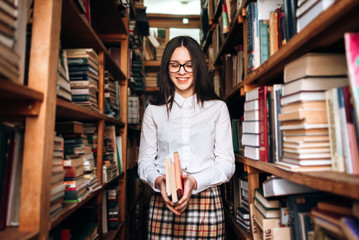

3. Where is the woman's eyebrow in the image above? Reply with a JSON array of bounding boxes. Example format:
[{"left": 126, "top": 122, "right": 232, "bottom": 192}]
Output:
[{"left": 169, "top": 60, "right": 192, "bottom": 63}]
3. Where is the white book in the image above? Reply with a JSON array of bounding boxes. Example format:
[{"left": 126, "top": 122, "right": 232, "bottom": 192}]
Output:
[
  {"left": 244, "top": 99, "right": 259, "bottom": 111},
  {"left": 245, "top": 88, "right": 259, "bottom": 101},
  {"left": 257, "top": 0, "right": 283, "bottom": 20},
  {"left": 242, "top": 121, "right": 259, "bottom": 134},
  {"left": 242, "top": 133, "right": 260, "bottom": 147},
  {"left": 281, "top": 91, "right": 326, "bottom": 105},
  {"left": 262, "top": 177, "right": 317, "bottom": 197},
  {"left": 243, "top": 110, "right": 259, "bottom": 121},
  {"left": 297, "top": 0, "right": 335, "bottom": 32},
  {"left": 244, "top": 145, "right": 260, "bottom": 160},
  {"left": 282, "top": 77, "right": 348, "bottom": 96}
]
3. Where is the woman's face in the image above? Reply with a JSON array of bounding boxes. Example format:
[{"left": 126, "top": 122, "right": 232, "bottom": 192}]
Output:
[{"left": 168, "top": 46, "right": 194, "bottom": 98}]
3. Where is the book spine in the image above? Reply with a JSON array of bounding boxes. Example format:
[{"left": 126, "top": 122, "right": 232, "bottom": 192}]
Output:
[{"left": 258, "top": 86, "right": 269, "bottom": 162}]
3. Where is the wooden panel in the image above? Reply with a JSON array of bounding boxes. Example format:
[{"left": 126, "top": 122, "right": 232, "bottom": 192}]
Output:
[
  {"left": 236, "top": 155, "right": 359, "bottom": 200},
  {"left": 144, "top": 60, "right": 161, "bottom": 67},
  {"left": 147, "top": 13, "right": 200, "bottom": 29},
  {"left": 19, "top": 0, "right": 62, "bottom": 237}
]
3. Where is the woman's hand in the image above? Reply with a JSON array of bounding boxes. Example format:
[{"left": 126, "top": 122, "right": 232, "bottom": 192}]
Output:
[
  {"left": 154, "top": 175, "right": 180, "bottom": 215},
  {"left": 175, "top": 175, "right": 197, "bottom": 213}
]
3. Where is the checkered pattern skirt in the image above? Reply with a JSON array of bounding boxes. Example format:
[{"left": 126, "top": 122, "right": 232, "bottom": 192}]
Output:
[{"left": 147, "top": 186, "right": 225, "bottom": 240}]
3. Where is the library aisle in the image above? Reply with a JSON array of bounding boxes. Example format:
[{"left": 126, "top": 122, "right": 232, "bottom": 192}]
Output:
[{"left": 1, "top": 0, "right": 359, "bottom": 240}]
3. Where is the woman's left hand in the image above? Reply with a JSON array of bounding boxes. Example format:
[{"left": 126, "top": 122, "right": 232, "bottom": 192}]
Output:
[{"left": 175, "top": 175, "right": 197, "bottom": 213}]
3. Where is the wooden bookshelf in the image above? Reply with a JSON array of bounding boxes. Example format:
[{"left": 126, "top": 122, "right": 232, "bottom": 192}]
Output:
[
  {"left": 201, "top": 0, "right": 359, "bottom": 239},
  {"left": 236, "top": 155, "right": 359, "bottom": 201},
  {"left": 0, "top": 0, "right": 130, "bottom": 238},
  {"left": 225, "top": 0, "right": 359, "bottom": 100}
]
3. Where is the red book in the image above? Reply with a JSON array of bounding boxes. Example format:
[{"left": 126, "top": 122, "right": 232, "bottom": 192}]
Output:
[
  {"left": 258, "top": 86, "right": 272, "bottom": 162},
  {"left": 174, "top": 152, "right": 183, "bottom": 199},
  {"left": 64, "top": 165, "right": 84, "bottom": 178}
]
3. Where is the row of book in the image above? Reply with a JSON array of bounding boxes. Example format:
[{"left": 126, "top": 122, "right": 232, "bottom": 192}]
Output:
[
  {"left": 232, "top": 50, "right": 359, "bottom": 174},
  {"left": 56, "top": 47, "right": 122, "bottom": 120},
  {"left": 0, "top": 122, "right": 23, "bottom": 229},
  {"left": 102, "top": 185, "right": 121, "bottom": 233},
  {"left": 0, "top": 0, "right": 20, "bottom": 83},
  {"left": 231, "top": 175, "right": 359, "bottom": 240}
]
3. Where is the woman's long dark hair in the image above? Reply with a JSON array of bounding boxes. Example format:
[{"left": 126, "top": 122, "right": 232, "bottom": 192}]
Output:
[{"left": 151, "top": 36, "right": 220, "bottom": 114}]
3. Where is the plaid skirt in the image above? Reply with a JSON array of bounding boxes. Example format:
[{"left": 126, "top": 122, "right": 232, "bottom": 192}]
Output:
[{"left": 147, "top": 186, "right": 225, "bottom": 240}]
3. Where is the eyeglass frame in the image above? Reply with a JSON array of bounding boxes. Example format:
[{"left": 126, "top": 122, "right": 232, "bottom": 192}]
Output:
[{"left": 168, "top": 62, "right": 193, "bottom": 73}]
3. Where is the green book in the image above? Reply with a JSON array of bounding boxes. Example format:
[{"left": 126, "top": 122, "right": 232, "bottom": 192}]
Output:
[{"left": 259, "top": 19, "right": 270, "bottom": 64}]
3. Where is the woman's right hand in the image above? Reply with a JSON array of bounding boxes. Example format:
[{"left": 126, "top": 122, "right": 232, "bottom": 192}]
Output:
[{"left": 155, "top": 175, "right": 180, "bottom": 215}]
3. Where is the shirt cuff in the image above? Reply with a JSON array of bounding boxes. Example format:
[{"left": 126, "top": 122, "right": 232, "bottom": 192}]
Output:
[
  {"left": 190, "top": 171, "right": 212, "bottom": 195},
  {"left": 148, "top": 172, "right": 162, "bottom": 193}
]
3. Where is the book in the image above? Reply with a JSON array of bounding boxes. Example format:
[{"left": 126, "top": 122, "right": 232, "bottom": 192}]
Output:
[
  {"left": 280, "top": 91, "right": 326, "bottom": 105},
  {"left": 296, "top": 0, "right": 335, "bottom": 33},
  {"left": 254, "top": 198, "right": 280, "bottom": 219},
  {"left": 340, "top": 217, "right": 359, "bottom": 240},
  {"left": 255, "top": 188, "right": 280, "bottom": 209},
  {"left": 165, "top": 152, "right": 183, "bottom": 204},
  {"left": 253, "top": 205, "right": 281, "bottom": 234},
  {"left": 282, "top": 101, "right": 326, "bottom": 113},
  {"left": 278, "top": 109, "right": 328, "bottom": 124},
  {"left": 344, "top": 33, "right": 359, "bottom": 134},
  {"left": 284, "top": 53, "right": 347, "bottom": 83},
  {"left": 317, "top": 199, "right": 353, "bottom": 216},
  {"left": 282, "top": 76, "right": 348, "bottom": 96},
  {"left": 262, "top": 176, "right": 317, "bottom": 197},
  {"left": 275, "top": 161, "right": 332, "bottom": 172},
  {"left": 288, "top": 193, "right": 330, "bottom": 240}
]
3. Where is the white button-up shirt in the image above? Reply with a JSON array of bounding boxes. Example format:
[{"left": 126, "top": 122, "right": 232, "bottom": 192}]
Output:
[{"left": 137, "top": 93, "right": 235, "bottom": 194}]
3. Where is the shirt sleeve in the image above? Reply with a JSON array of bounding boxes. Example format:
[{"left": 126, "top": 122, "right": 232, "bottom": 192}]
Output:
[
  {"left": 190, "top": 102, "right": 235, "bottom": 194},
  {"left": 137, "top": 105, "right": 162, "bottom": 192}
]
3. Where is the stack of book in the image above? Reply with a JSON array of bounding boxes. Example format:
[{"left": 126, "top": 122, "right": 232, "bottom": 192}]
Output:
[
  {"left": 50, "top": 134, "right": 66, "bottom": 218},
  {"left": 107, "top": 186, "right": 121, "bottom": 231},
  {"left": 56, "top": 50, "right": 71, "bottom": 101},
  {"left": 103, "top": 126, "right": 120, "bottom": 183},
  {"left": 165, "top": 152, "right": 183, "bottom": 204},
  {"left": 65, "top": 48, "right": 100, "bottom": 112},
  {"left": 104, "top": 71, "right": 120, "bottom": 119},
  {"left": 130, "top": 59, "right": 145, "bottom": 91},
  {"left": 127, "top": 95, "right": 140, "bottom": 124},
  {"left": 310, "top": 198, "right": 359, "bottom": 239},
  {"left": 236, "top": 178, "right": 250, "bottom": 232},
  {"left": 144, "top": 72, "right": 158, "bottom": 88},
  {"left": 276, "top": 53, "right": 348, "bottom": 172},
  {"left": 82, "top": 123, "right": 99, "bottom": 193},
  {"left": 253, "top": 188, "right": 283, "bottom": 240},
  {"left": 242, "top": 86, "right": 271, "bottom": 162},
  {"left": 56, "top": 121, "right": 88, "bottom": 203},
  {"left": 0, "top": 0, "right": 20, "bottom": 83},
  {"left": 296, "top": 0, "right": 335, "bottom": 33}
]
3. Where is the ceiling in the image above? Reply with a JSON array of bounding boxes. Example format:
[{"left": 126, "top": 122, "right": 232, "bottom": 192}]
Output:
[{"left": 143, "top": 0, "right": 200, "bottom": 15}]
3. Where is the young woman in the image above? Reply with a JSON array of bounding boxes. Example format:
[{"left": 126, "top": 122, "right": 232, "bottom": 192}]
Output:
[{"left": 138, "top": 36, "right": 235, "bottom": 239}]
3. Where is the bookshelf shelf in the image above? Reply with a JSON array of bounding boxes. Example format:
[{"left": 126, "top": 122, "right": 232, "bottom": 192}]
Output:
[
  {"left": 61, "top": 0, "right": 126, "bottom": 80},
  {"left": 224, "top": 208, "right": 252, "bottom": 240},
  {"left": 202, "top": 27, "right": 213, "bottom": 53},
  {"left": 56, "top": 97, "right": 104, "bottom": 121},
  {"left": 224, "top": 0, "right": 359, "bottom": 100},
  {"left": 49, "top": 187, "right": 101, "bottom": 229},
  {"left": 0, "top": 227, "right": 38, "bottom": 240},
  {"left": 236, "top": 155, "right": 359, "bottom": 201},
  {"left": 0, "top": 80, "right": 43, "bottom": 101}
]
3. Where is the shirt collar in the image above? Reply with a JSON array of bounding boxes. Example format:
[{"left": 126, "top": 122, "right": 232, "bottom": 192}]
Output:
[{"left": 174, "top": 92, "right": 196, "bottom": 108}]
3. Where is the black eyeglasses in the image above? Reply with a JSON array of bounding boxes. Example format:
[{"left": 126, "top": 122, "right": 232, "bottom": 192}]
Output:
[{"left": 168, "top": 62, "right": 193, "bottom": 73}]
